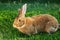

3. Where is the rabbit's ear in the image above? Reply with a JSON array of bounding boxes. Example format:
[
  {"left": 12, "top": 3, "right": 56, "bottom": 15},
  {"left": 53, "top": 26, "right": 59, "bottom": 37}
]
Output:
[
  {"left": 22, "top": 3, "right": 27, "bottom": 15},
  {"left": 18, "top": 4, "right": 27, "bottom": 17}
]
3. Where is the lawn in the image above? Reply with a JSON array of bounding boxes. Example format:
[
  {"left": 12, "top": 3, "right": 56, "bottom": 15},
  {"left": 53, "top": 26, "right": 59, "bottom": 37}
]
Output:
[{"left": 0, "top": 3, "right": 60, "bottom": 40}]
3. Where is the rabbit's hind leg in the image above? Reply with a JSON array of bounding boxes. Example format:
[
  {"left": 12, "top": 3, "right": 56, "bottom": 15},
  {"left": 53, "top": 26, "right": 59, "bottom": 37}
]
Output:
[{"left": 45, "top": 22, "right": 53, "bottom": 34}]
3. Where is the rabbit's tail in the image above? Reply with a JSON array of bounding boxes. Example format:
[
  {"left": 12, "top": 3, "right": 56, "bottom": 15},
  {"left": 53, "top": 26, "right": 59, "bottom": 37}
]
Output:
[{"left": 58, "top": 24, "right": 60, "bottom": 29}]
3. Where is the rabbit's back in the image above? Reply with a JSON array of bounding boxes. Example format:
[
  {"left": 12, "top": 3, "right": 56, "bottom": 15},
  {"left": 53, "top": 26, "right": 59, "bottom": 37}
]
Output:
[{"left": 32, "top": 14, "right": 58, "bottom": 32}]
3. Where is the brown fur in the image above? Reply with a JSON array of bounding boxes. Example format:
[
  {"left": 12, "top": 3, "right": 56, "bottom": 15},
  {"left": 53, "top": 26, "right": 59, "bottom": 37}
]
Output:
[
  {"left": 32, "top": 14, "right": 58, "bottom": 33},
  {"left": 13, "top": 4, "right": 59, "bottom": 35}
]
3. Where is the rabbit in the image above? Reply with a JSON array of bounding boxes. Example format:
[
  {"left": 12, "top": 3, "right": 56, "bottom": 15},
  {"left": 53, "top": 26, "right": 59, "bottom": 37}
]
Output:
[{"left": 13, "top": 3, "right": 59, "bottom": 35}]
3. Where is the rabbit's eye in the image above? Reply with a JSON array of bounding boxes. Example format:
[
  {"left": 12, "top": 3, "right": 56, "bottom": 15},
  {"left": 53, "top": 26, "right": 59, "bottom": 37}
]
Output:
[{"left": 19, "top": 20, "right": 21, "bottom": 22}]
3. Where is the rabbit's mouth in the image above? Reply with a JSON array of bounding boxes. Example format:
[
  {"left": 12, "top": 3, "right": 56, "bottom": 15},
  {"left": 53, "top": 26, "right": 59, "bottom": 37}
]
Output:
[
  {"left": 13, "top": 23, "right": 20, "bottom": 28},
  {"left": 13, "top": 24, "right": 18, "bottom": 28},
  {"left": 13, "top": 23, "right": 25, "bottom": 28}
]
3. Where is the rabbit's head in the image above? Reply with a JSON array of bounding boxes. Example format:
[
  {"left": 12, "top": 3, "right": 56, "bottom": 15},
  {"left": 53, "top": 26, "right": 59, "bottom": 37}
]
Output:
[{"left": 13, "top": 4, "right": 27, "bottom": 28}]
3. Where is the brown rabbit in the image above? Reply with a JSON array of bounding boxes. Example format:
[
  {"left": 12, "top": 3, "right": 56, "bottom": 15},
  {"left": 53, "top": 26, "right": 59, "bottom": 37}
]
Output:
[{"left": 13, "top": 4, "right": 59, "bottom": 35}]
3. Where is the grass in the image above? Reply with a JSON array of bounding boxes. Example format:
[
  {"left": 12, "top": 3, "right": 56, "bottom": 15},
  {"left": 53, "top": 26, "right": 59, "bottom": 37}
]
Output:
[{"left": 0, "top": 3, "right": 60, "bottom": 40}]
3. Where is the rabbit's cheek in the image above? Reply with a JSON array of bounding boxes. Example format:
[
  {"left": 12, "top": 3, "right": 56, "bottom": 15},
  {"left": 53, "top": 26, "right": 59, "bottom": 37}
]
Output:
[{"left": 19, "top": 22, "right": 24, "bottom": 27}]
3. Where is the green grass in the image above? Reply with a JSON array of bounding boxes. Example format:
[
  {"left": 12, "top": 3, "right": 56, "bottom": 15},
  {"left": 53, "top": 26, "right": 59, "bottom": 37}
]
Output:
[{"left": 0, "top": 3, "right": 60, "bottom": 40}]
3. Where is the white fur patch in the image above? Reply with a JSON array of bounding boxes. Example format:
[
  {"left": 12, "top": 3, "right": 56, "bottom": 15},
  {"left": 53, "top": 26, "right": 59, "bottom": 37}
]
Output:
[
  {"left": 50, "top": 26, "right": 57, "bottom": 32},
  {"left": 13, "top": 24, "right": 18, "bottom": 28}
]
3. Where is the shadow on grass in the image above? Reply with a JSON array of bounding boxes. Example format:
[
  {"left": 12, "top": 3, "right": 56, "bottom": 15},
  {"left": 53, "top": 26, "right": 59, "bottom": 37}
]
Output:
[
  {"left": 11, "top": 28, "right": 50, "bottom": 38},
  {"left": 13, "top": 30, "right": 50, "bottom": 38},
  {"left": 11, "top": 26, "right": 60, "bottom": 38}
]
